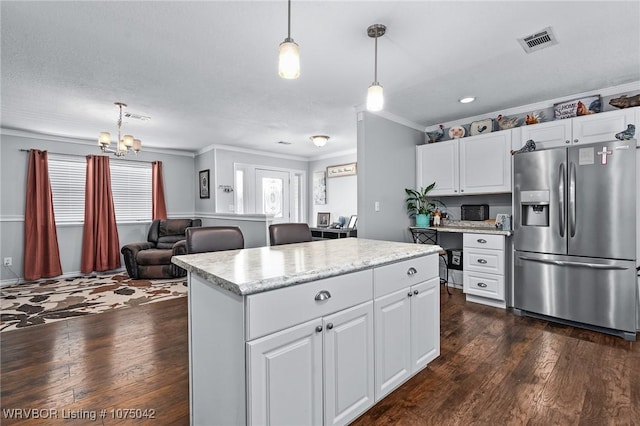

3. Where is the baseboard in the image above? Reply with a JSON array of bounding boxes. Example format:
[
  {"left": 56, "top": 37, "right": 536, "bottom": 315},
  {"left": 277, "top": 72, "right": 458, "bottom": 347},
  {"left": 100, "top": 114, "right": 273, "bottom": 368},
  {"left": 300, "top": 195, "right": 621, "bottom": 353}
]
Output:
[{"left": 1, "top": 268, "right": 126, "bottom": 287}]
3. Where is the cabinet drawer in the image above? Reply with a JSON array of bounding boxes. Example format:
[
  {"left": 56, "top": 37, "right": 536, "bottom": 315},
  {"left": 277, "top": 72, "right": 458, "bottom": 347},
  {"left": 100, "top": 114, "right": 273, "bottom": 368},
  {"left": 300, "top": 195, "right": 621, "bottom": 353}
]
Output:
[
  {"left": 464, "top": 248, "right": 504, "bottom": 275},
  {"left": 373, "top": 255, "right": 438, "bottom": 298},
  {"left": 464, "top": 271, "right": 504, "bottom": 301},
  {"left": 246, "top": 269, "right": 373, "bottom": 340},
  {"left": 463, "top": 233, "right": 504, "bottom": 250}
]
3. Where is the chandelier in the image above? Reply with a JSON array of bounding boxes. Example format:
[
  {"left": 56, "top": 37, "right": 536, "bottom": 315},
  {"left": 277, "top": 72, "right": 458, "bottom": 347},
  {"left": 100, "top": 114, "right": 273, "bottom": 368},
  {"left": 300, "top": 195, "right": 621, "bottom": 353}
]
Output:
[{"left": 98, "top": 102, "right": 142, "bottom": 157}]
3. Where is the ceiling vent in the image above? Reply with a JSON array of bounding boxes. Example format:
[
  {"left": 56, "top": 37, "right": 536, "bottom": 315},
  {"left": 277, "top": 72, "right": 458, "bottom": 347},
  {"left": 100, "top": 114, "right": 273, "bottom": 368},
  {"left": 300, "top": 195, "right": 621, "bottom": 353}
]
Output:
[
  {"left": 123, "top": 112, "right": 151, "bottom": 121},
  {"left": 517, "top": 26, "right": 558, "bottom": 53}
]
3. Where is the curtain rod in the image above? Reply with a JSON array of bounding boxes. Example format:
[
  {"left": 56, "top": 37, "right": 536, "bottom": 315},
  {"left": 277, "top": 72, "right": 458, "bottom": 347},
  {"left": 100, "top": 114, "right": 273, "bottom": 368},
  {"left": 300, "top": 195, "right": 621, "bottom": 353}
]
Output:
[{"left": 18, "top": 149, "right": 155, "bottom": 163}]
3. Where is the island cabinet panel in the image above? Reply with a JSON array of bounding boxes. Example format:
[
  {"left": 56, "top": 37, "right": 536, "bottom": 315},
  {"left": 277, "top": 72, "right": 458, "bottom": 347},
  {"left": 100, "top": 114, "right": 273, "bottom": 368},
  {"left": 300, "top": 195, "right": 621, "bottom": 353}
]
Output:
[
  {"left": 178, "top": 239, "right": 442, "bottom": 426},
  {"left": 373, "top": 261, "right": 440, "bottom": 401},
  {"left": 410, "top": 277, "right": 440, "bottom": 372},
  {"left": 246, "top": 270, "right": 373, "bottom": 340},
  {"left": 247, "top": 318, "right": 324, "bottom": 426},
  {"left": 323, "top": 302, "right": 374, "bottom": 426}
]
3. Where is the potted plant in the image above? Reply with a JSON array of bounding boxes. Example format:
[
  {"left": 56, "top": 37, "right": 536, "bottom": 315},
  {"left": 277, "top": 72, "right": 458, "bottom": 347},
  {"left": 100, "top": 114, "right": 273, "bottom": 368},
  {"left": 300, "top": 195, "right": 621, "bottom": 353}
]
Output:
[{"left": 405, "top": 182, "right": 437, "bottom": 227}]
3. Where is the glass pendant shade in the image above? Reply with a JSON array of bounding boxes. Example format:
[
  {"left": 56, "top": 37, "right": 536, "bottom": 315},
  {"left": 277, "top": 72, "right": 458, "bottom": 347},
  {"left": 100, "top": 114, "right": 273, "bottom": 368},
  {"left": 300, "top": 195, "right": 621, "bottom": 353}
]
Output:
[
  {"left": 279, "top": 41, "right": 300, "bottom": 79},
  {"left": 123, "top": 134, "right": 135, "bottom": 147},
  {"left": 118, "top": 140, "right": 127, "bottom": 151},
  {"left": 310, "top": 135, "right": 329, "bottom": 147},
  {"left": 367, "top": 83, "right": 384, "bottom": 112},
  {"left": 133, "top": 139, "right": 142, "bottom": 152},
  {"left": 98, "top": 132, "right": 111, "bottom": 147}
]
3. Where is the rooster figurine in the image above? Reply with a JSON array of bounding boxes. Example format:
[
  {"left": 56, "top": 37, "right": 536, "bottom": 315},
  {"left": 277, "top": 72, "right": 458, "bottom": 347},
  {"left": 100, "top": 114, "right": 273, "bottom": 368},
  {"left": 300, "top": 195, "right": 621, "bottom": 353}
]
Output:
[
  {"left": 497, "top": 114, "right": 520, "bottom": 130},
  {"left": 426, "top": 124, "right": 445, "bottom": 143},
  {"left": 511, "top": 139, "right": 536, "bottom": 155},
  {"left": 615, "top": 124, "right": 636, "bottom": 140},
  {"left": 525, "top": 111, "right": 545, "bottom": 125}
]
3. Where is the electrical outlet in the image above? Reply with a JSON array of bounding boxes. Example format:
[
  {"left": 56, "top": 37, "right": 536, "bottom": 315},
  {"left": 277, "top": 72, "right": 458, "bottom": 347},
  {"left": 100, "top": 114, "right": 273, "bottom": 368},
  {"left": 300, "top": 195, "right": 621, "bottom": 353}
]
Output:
[{"left": 3, "top": 257, "right": 12, "bottom": 267}]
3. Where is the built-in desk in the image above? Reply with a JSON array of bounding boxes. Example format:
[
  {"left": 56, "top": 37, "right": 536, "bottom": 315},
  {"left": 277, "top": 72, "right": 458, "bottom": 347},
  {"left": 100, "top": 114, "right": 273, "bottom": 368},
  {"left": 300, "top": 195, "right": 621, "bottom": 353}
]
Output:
[{"left": 310, "top": 227, "right": 357, "bottom": 240}]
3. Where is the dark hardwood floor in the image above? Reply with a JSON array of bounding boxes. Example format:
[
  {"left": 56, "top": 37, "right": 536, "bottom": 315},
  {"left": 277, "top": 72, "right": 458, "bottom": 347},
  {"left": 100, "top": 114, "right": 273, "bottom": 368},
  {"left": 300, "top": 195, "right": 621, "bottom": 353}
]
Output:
[{"left": 2, "top": 286, "right": 638, "bottom": 425}]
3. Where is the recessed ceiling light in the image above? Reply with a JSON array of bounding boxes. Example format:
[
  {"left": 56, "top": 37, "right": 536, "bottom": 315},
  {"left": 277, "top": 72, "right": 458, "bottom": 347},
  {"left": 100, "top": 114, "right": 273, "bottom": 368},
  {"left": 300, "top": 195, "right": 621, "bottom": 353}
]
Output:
[{"left": 459, "top": 97, "right": 475, "bottom": 104}]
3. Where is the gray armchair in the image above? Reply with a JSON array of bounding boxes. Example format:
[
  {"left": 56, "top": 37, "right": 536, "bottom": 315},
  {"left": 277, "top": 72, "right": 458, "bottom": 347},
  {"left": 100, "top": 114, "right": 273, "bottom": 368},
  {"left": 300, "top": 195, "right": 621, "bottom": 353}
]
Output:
[{"left": 121, "top": 218, "right": 202, "bottom": 279}]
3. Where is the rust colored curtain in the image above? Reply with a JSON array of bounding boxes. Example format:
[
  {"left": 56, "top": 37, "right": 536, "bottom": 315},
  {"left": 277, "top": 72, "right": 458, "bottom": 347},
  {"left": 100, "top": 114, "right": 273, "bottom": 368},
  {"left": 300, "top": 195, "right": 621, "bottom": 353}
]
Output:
[
  {"left": 81, "top": 155, "right": 121, "bottom": 274},
  {"left": 23, "top": 150, "right": 63, "bottom": 281},
  {"left": 152, "top": 161, "right": 167, "bottom": 220}
]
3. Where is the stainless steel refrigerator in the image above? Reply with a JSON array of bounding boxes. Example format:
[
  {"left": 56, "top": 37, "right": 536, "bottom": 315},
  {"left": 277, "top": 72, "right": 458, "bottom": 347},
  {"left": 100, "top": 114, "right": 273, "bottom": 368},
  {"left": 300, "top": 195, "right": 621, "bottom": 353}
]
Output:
[{"left": 513, "top": 139, "right": 637, "bottom": 340}]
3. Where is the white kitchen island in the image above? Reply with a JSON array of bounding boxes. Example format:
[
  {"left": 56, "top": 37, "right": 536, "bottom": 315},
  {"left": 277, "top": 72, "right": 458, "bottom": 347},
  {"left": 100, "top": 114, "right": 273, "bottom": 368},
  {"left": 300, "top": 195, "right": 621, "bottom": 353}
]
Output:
[{"left": 172, "top": 238, "right": 442, "bottom": 426}]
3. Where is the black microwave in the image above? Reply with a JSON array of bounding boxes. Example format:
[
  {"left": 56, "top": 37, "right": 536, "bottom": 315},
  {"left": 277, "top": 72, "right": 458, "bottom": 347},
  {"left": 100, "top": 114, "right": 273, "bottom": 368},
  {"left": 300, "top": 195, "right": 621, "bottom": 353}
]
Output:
[{"left": 461, "top": 204, "right": 490, "bottom": 221}]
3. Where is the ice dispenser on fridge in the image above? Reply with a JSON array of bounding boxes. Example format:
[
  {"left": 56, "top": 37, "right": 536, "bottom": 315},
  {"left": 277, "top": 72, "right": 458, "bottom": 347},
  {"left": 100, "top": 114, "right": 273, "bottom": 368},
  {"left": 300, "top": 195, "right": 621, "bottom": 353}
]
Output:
[{"left": 520, "top": 190, "right": 550, "bottom": 227}]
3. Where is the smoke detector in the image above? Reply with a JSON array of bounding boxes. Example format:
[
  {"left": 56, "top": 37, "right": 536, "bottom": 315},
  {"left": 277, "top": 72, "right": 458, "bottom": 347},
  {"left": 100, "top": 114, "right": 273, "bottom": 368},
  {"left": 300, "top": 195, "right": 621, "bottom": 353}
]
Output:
[{"left": 517, "top": 26, "right": 558, "bottom": 53}]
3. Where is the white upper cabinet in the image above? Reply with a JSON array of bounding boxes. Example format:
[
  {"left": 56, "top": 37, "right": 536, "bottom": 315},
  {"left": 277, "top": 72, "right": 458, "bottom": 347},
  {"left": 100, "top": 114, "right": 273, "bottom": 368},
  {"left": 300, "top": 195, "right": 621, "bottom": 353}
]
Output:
[
  {"left": 459, "top": 132, "right": 512, "bottom": 194},
  {"left": 518, "top": 107, "right": 637, "bottom": 150},
  {"left": 417, "top": 131, "right": 512, "bottom": 196},
  {"left": 416, "top": 139, "right": 459, "bottom": 195}
]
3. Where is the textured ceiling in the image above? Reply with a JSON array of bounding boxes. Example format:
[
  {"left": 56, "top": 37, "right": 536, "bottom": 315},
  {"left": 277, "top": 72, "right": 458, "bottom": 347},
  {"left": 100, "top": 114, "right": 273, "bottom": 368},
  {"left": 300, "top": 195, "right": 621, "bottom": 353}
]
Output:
[{"left": 2, "top": 1, "right": 639, "bottom": 159}]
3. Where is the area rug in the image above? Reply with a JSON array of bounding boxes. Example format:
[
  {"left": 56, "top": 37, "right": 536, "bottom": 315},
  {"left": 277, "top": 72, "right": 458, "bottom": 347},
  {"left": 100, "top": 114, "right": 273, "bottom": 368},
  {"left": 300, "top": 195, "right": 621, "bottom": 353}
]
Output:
[{"left": 0, "top": 273, "right": 187, "bottom": 332}]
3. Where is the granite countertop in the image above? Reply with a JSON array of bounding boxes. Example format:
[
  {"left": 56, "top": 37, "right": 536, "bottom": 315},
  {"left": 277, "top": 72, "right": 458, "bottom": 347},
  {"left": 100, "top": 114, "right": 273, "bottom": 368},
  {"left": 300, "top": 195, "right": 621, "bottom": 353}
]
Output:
[
  {"left": 412, "top": 220, "right": 513, "bottom": 236},
  {"left": 172, "top": 238, "right": 442, "bottom": 296}
]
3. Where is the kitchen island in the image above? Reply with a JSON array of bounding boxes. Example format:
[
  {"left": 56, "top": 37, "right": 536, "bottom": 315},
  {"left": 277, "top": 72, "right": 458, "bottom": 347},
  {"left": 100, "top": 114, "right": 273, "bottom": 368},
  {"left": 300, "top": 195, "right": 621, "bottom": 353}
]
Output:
[{"left": 172, "top": 238, "right": 442, "bottom": 426}]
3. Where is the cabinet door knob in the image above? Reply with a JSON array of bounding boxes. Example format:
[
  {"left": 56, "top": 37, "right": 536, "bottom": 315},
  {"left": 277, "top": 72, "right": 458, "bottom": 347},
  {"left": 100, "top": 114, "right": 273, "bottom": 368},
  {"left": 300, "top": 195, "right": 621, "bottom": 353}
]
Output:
[
  {"left": 477, "top": 238, "right": 487, "bottom": 244},
  {"left": 565, "top": 140, "right": 570, "bottom": 144},
  {"left": 314, "top": 290, "right": 331, "bottom": 301},
  {"left": 477, "top": 259, "right": 488, "bottom": 264},
  {"left": 454, "top": 190, "right": 458, "bottom": 193},
  {"left": 326, "top": 323, "right": 334, "bottom": 330},
  {"left": 461, "top": 189, "right": 464, "bottom": 193},
  {"left": 315, "top": 325, "right": 323, "bottom": 333},
  {"left": 413, "top": 290, "right": 419, "bottom": 295},
  {"left": 574, "top": 139, "right": 579, "bottom": 143},
  {"left": 407, "top": 292, "right": 413, "bottom": 297},
  {"left": 477, "top": 282, "right": 488, "bottom": 288},
  {"left": 407, "top": 267, "right": 417, "bottom": 276}
]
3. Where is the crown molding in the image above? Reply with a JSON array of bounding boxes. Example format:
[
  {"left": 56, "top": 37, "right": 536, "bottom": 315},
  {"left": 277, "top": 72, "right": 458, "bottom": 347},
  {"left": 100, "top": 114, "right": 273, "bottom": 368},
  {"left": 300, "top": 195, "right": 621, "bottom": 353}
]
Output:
[
  {"left": 199, "top": 143, "right": 309, "bottom": 162},
  {"left": 1, "top": 128, "right": 195, "bottom": 158}
]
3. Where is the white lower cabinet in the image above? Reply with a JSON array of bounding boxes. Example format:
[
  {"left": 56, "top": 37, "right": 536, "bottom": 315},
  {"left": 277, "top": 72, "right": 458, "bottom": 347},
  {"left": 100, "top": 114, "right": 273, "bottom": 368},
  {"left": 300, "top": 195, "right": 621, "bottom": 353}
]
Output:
[
  {"left": 247, "top": 302, "right": 374, "bottom": 426},
  {"left": 374, "top": 276, "right": 440, "bottom": 401},
  {"left": 463, "top": 233, "right": 508, "bottom": 308}
]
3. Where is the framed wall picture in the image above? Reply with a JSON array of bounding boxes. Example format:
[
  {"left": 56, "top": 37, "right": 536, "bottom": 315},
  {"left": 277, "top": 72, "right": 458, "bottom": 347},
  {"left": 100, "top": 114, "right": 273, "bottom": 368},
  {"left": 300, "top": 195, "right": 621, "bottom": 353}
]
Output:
[
  {"left": 199, "top": 169, "right": 210, "bottom": 199},
  {"left": 347, "top": 215, "right": 357, "bottom": 229},
  {"left": 327, "top": 162, "right": 357, "bottom": 178},
  {"left": 313, "top": 171, "right": 326, "bottom": 205},
  {"left": 317, "top": 212, "right": 330, "bottom": 228}
]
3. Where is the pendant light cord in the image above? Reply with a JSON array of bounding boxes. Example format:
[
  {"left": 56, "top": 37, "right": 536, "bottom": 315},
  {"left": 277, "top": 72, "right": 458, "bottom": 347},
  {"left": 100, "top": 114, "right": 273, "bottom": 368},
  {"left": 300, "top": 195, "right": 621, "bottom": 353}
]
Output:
[
  {"left": 117, "top": 104, "right": 123, "bottom": 145},
  {"left": 373, "top": 35, "right": 378, "bottom": 84},
  {"left": 287, "top": 0, "right": 292, "bottom": 41}
]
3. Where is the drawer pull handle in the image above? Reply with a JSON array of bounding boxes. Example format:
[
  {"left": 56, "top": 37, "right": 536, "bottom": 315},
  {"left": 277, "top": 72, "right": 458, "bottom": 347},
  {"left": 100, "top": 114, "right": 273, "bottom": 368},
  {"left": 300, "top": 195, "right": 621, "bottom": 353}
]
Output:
[
  {"left": 315, "top": 325, "right": 323, "bottom": 333},
  {"left": 477, "top": 282, "right": 488, "bottom": 288},
  {"left": 477, "top": 259, "right": 488, "bottom": 264},
  {"left": 477, "top": 239, "right": 487, "bottom": 244},
  {"left": 407, "top": 267, "right": 418, "bottom": 276},
  {"left": 314, "top": 290, "right": 331, "bottom": 301},
  {"left": 413, "top": 290, "right": 419, "bottom": 295},
  {"left": 407, "top": 292, "right": 413, "bottom": 297},
  {"left": 326, "top": 323, "right": 334, "bottom": 330}
]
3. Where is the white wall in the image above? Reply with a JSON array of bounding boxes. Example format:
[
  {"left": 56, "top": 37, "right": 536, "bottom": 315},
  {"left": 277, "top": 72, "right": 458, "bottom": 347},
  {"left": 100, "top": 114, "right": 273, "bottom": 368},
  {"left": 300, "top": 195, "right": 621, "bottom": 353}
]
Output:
[
  {"left": 0, "top": 132, "right": 195, "bottom": 283},
  {"left": 308, "top": 153, "right": 357, "bottom": 227}
]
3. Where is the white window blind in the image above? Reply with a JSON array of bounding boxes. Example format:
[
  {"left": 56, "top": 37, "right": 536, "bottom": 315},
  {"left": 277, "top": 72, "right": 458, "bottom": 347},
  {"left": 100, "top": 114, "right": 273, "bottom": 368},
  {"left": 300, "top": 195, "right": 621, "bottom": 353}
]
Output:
[
  {"left": 48, "top": 154, "right": 86, "bottom": 223},
  {"left": 48, "top": 155, "right": 152, "bottom": 224},
  {"left": 110, "top": 161, "right": 152, "bottom": 223}
]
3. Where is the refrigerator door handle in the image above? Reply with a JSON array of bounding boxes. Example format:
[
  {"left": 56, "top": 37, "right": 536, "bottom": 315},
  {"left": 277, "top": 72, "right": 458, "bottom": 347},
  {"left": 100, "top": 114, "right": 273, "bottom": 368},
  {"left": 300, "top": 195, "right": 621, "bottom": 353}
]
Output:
[
  {"left": 568, "top": 162, "right": 577, "bottom": 238},
  {"left": 518, "top": 256, "right": 629, "bottom": 270},
  {"left": 558, "top": 163, "right": 566, "bottom": 238}
]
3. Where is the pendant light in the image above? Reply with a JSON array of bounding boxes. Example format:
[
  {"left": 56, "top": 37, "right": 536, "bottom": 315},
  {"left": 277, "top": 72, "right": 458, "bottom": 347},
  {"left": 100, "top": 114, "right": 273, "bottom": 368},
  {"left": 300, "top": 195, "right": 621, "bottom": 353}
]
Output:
[
  {"left": 98, "top": 102, "right": 142, "bottom": 157},
  {"left": 366, "top": 24, "right": 386, "bottom": 112},
  {"left": 279, "top": 0, "right": 300, "bottom": 79}
]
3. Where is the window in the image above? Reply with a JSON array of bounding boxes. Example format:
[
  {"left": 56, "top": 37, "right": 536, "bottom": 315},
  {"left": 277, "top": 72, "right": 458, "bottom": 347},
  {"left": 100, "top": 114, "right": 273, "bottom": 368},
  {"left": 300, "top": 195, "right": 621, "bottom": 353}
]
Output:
[
  {"left": 48, "top": 155, "right": 152, "bottom": 224},
  {"left": 48, "top": 154, "right": 86, "bottom": 223},
  {"left": 110, "top": 161, "right": 152, "bottom": 223}
]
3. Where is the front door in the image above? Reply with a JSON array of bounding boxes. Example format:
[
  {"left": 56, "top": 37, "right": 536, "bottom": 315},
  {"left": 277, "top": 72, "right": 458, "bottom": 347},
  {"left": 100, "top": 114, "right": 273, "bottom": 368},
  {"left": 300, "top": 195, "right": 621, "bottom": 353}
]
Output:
[{"left": 256, "top": 169, "right": 290, "bottom": 223}]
